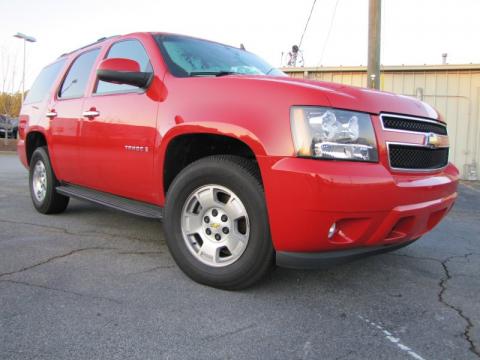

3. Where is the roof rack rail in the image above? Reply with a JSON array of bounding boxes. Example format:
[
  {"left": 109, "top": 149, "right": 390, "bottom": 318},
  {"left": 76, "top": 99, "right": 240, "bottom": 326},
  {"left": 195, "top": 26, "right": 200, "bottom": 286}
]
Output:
[{"left": 58, "top": 35, "right": 119, "bottom": 58}]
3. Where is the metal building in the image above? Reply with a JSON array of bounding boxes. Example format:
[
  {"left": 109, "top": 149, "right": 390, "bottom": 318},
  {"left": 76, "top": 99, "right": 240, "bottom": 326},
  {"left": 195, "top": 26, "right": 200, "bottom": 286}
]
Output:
[{"left": 283, "top": 65, "right": 480, "bottom": 180}]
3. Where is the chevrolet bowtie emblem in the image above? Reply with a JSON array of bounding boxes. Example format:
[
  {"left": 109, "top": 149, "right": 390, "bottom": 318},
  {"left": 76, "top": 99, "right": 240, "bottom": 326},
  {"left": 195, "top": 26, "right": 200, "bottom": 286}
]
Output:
[{"left": 424, "top": 133, "right": 449, "bottom": 148}]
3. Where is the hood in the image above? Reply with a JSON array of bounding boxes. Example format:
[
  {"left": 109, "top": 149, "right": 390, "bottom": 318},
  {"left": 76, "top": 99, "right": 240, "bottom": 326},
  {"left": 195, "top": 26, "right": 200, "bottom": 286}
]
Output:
[{"left": 236, "top": 75, "right": 440, "bottom": 121}]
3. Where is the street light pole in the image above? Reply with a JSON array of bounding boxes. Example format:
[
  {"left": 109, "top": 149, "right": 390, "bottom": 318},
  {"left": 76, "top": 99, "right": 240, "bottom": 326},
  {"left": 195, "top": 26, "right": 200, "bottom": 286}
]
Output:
[
  {"left": 13, "top": 32, "right": 36, "bottom": 104},
  {"left": 21, "top": 39, "right": 26, "bottom": 103}
]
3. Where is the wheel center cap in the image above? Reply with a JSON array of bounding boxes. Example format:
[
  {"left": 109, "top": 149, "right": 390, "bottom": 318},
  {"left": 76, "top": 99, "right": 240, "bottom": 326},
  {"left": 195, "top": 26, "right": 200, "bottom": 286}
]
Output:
[{"left": 202, "top": 207, "right": 232, "bottom": 241}]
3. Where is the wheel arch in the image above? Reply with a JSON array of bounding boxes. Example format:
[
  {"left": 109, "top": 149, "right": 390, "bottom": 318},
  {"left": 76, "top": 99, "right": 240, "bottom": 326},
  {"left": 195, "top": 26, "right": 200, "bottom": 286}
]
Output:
[
  {"left": 160, "top": 123, "right": 267, "bottom": 197},
  {"left": 25, "top": 130, "right": 48, "bottom": 165}
]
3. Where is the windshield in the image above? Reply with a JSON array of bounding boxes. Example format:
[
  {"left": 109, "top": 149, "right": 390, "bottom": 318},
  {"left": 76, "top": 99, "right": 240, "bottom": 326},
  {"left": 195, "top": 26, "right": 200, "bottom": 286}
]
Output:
[{"left": 155, "top": 34, "right": 285, "bottom": 78}]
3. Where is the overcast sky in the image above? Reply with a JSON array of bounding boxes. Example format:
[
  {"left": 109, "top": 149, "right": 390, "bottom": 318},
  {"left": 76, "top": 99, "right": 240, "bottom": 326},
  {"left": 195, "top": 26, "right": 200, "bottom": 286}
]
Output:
[{"left": 1, "top": 0, "right": 479, "bottom": 92}]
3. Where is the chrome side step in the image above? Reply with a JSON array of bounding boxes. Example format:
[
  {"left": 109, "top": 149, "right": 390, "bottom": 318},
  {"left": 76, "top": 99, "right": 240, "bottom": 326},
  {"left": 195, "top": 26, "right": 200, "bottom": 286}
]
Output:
[{"left": 56, "top": 184, "right": 163, "bottom": 219}]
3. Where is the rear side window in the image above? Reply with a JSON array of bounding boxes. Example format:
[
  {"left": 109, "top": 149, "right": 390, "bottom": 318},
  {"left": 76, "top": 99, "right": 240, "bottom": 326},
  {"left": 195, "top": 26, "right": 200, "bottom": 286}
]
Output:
[
  {"left": 24, "top": 59, "right": 66, "bottom": 104},
  {"left": 59, "top": 49, "right": 100, "bottom": 99},
  {"left": 95, "top": 40, "right": 152, "bottom": 94}
]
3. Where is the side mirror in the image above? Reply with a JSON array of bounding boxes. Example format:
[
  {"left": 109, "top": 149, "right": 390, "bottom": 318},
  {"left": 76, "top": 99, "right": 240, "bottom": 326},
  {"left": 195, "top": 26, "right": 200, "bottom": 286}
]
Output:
[{"left": 97, "top": 58, "right": 153, "bottom": 89}]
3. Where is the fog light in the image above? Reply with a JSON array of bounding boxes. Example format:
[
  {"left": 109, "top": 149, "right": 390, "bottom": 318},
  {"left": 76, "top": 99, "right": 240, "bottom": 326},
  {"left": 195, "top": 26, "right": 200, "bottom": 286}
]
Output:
[{"left": 328, "top": 222, "right": 337, "bottom": 239}]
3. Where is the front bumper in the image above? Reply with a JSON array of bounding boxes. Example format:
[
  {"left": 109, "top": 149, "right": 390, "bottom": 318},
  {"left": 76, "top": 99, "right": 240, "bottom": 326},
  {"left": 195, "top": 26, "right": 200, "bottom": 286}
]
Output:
[
  {"left": 258, "top": 156, "right": 458, "bottom": 257},
  {"left": 17, "top": 139, "right": 28, "bottom": 168},
  {"left": 277, "top": 240, "right": 415, "bottom": 269}
]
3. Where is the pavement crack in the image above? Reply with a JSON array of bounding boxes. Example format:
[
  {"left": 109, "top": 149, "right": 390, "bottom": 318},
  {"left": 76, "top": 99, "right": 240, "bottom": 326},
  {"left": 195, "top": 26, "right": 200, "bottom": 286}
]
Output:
[
  {"left": 0, "top": 218, "right": 90, "bottom": 237},
  {"left": 1, "top": 279, "right": 121, "bottom": 304},
  {"left": 389, "top": 251, "right": 480, "bottom": 357},
  {"left": 438, "top": 254, "right": 480, "bottom": 358},
  {"left": 0, "top": 247, "right": 117, "bottom": 278},
  {"left": 0, "top": 218, "right": 160, "bottom": 243}
]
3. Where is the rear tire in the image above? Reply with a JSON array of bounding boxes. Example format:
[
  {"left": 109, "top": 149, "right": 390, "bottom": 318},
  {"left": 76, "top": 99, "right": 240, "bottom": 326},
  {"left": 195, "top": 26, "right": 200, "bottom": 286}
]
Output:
[
  {"left": 29, "top": 147, "right": 69, "bottom": 214},
  {"left": 164, "top": 155, "right": 274, "bottom": 290}
]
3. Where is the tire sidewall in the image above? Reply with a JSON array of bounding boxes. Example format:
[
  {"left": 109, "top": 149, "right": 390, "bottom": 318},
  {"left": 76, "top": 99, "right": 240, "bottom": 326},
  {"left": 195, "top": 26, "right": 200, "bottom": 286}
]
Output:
[
  {"left": 165, "top": 158, "right": 272, "bottom": 287},
  {"left": 29, "top": 147, "right": 57, "bottom": 213}
]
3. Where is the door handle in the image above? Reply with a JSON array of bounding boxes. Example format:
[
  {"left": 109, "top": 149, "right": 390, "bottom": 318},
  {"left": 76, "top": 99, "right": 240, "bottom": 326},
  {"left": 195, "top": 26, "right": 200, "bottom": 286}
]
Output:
[
  {"left": 82, "top": 110, "right": 100, "bottom": 119},
  {"left": 46, "top": 110, "right": 57, "bottom": 119}
]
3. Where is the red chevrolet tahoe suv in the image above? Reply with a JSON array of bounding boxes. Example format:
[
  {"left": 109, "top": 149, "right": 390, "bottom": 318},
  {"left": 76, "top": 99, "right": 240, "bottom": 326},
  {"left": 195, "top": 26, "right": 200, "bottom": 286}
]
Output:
[{"left": 18, "top": 32, "right": 458, "bottom": 289}]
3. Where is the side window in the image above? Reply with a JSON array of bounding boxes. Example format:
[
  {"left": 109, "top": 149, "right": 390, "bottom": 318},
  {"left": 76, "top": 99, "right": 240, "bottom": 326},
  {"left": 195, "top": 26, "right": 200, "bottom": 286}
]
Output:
[
  {"left": 59, "top": 49, "right": 100, "bottom": 99},
  {"left": 95, "top": 40, "right": 152, "bottom": 94},
  {"left": 24, "top": 59, "right": 66, "bottom": 104}
]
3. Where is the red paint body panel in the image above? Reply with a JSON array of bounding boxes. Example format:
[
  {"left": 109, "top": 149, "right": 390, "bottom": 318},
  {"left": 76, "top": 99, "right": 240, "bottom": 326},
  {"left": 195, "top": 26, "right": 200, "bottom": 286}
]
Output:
[
  {"left": 49, "top": 98, "right": 84, "bottom": 183},
  {"left": 18, "top": 32, "right": 458, "bottom": 256},
  {"left": 259, "top": 156, "right": 457, "bottom": 252},
  {"left": 98, "top": 58, "right": 140, "bottom": 72},
  {"left": 80, "top": 93, "right": 159, "bottom": 202}
]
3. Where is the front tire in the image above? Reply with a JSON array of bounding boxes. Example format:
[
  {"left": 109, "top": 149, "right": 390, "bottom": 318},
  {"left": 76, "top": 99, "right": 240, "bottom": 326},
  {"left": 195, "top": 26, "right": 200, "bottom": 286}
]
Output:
[
  {"left": 164, "top": 155, "right": 274, "bottom": 290},
  {"left": 29, "top": 147, "right": 69, "bottom": 214}
]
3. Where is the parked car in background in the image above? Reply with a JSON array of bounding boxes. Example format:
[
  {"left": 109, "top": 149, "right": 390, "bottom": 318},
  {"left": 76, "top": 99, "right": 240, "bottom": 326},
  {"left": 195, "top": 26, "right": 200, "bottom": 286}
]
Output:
[
  {"left": 17, "top": 32, "right": 458, "bottom": 289},
  {"left": 0, "top": 115, "right": 18, "bottom": 139}
]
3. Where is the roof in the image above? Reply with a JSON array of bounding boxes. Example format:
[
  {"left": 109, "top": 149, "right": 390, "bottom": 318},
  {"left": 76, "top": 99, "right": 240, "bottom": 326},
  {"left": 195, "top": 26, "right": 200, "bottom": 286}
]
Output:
[{"left": 59, "top": 35, "right": 120, "bottom": 58}]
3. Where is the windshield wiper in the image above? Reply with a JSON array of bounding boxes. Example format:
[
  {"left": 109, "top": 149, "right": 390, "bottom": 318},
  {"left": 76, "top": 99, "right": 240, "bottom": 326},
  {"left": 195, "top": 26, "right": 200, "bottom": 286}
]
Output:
[{"left": 189, "top": 71, "right": 239, "bottom": 77}]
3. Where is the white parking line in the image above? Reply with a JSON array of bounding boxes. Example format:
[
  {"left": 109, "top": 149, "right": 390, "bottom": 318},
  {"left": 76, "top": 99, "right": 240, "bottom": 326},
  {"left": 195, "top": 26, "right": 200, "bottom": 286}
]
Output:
[{"left": 358, "top": 315, "right": 426, "bottom": 360}]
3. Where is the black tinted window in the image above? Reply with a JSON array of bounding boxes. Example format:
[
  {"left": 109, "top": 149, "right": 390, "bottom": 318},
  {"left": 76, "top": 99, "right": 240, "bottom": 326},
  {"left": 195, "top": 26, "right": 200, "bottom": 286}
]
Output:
[
  {"left": 24, "top": 59, "right": 66, "bottom": 104},
  {"left": 59, "top": 49, "right": 100, "bottom": 99},
  {"left": 95, "top": 40, "right": 152, "bottom": 94}
]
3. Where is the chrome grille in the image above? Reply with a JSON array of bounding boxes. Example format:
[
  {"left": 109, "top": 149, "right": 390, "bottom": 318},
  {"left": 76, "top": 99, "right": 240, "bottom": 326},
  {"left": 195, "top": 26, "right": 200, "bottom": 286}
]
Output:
[
  {"left": 381, "top": 113, "right": 449, "bottom": 172},
  {"left": 389, "top": 144, "right": 449, "bottom": 170},
  {"left": 382, "top": 115, "right": 447, "bottom": 135}
]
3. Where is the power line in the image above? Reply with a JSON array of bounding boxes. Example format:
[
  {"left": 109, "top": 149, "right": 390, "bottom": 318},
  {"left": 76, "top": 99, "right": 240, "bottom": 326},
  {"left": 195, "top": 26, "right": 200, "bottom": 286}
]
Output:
[
  {"left": 318, "top": 0, "right": 340, "bottom": 65},
  {"left": 299, "top": 0, "right": 317, "bottom": 49}
]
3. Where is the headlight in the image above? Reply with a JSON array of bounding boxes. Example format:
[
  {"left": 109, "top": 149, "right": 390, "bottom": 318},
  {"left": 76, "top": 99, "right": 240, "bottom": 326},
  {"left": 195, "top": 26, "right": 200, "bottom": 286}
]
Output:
[{"left": 290, "top": 106, "right": 378, "bottom": 162}]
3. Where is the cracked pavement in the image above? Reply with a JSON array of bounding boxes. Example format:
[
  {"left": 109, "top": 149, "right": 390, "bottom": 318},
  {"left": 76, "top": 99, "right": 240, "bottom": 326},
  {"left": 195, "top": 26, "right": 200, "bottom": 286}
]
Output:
[{"left": 0, "top": 153, "right": 479, "bottom": 360}]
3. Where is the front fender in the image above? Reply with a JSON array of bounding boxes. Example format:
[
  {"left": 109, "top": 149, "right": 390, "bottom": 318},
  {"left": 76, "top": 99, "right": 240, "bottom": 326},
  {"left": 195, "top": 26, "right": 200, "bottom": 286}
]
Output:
[
  {"left": 160, "top": 121, "right": 267, "bottom": 156},
  {"left": 155, "top": 122, "right": 268, "bottom": 204}
]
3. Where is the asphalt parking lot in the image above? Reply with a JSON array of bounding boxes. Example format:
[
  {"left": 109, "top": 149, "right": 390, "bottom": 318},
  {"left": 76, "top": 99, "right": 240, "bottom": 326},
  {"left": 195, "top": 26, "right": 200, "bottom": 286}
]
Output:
[{"left": 0, "top": 152, "right": 479, "bottom": 360}]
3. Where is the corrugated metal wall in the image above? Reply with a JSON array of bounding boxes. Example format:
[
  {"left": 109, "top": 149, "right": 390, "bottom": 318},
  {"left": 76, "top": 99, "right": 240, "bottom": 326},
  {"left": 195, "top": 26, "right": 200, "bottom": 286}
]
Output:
[{"left": 284, "top": 65, "right": 480, "bottom": 180}]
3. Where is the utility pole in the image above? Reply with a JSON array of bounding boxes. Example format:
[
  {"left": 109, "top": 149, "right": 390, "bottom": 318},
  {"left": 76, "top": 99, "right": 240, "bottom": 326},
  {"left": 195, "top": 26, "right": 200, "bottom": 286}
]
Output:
[{"left": 367, "top": 0, "right": 381, "bottom": 89}]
